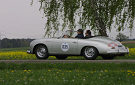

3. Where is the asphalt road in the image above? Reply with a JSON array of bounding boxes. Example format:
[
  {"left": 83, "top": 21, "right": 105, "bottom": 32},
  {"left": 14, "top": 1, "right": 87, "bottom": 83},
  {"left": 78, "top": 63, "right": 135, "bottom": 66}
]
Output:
[{"left": 0, "top": 60, "right": 135, "bottom": 63}]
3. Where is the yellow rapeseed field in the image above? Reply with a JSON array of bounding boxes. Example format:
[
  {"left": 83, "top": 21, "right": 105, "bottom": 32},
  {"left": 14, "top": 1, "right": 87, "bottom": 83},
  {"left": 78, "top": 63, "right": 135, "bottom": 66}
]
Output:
[
  {"left": 0, "top": 48, "right": 135, "bottom": 60},
  {"left": 128, "top": 48, "right": 135, "bottom": 57},
  {"left": 0, "top": 51, "right": 56, "bottom": 60},
  {"left": 0, "top": 52, "right": 36, "bottom": 60}
]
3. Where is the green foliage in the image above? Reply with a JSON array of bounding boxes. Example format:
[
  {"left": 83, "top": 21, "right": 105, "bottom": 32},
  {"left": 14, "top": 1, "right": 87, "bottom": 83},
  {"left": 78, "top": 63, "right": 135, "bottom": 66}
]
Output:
[{"left": 38, "top": 0, "right": 135, "bottom": 36}]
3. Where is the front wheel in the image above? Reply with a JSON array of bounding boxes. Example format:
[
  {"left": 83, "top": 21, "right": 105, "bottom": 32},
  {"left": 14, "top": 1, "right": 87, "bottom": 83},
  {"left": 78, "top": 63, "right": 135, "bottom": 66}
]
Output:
[
  {"left": 55, "top": 56, "right": 68, "bottom": 60},
  {"left": 35, "top": 45, "right": 49, "bottom": 59},
  {"left": 83, "top": 47, "right": 98, "bottom": 60}
]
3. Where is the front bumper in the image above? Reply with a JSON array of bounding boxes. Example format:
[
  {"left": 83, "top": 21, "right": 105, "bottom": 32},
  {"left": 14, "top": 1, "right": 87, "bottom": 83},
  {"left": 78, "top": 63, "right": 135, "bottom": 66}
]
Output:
[{"left": 27, "top": 50, "right": 32, "bottom": 54}]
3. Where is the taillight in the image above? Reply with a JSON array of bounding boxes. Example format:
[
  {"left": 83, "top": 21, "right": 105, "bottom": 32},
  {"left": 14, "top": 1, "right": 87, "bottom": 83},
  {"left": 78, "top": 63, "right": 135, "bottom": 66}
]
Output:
[{"left": 108, "top": 42, "right": 118, "bottom": 49}]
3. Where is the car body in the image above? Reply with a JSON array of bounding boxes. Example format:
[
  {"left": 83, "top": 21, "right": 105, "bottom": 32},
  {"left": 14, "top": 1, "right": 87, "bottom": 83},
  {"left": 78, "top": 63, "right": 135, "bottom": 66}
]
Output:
[{"left": 27, "top": 34, "right": 129, "bottom": 60}]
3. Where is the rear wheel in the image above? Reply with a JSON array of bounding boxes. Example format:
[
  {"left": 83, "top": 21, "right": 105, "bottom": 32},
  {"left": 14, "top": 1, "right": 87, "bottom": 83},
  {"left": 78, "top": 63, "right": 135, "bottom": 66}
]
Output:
[
  {"left": 35, "top": 45, "right": 49, "bottom": 59},
  {"left": 83, "top": 47, "right": 98, "bottom": 60},
  {"left": 55, "top": 56, "right": 68, "bottom": 60},
  {"left": 102, "top": 55, "right": 115, "bottom": 60}
]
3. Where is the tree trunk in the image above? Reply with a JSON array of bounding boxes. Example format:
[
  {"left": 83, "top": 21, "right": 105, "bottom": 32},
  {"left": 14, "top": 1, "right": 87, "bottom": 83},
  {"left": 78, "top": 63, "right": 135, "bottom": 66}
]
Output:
[
  {"left": 96, "top": 17, "right": 108, "bottom": 36},
  {"left": 90, "top": 0, "right": 108, "bottom": 36}
]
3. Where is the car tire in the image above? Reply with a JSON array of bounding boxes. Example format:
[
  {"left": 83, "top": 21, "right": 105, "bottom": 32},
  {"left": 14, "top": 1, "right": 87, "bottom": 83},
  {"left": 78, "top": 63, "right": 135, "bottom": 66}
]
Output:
[
  {"left": 35, "top": 45, "right": 49, "bottom": 59},
  {"left": 55, "top": 56, "right": 68, "bottom": 60},
  {"left": 102, "top": 55, "right": 115, "bottom": 60},
  {"left": 83, "top": 47, "right": 98, "bottom": 60}
]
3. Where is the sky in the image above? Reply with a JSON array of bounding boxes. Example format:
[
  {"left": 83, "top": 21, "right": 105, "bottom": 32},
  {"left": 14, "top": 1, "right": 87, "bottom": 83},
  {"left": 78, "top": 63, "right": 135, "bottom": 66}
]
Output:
[
  {"left": 0, "top": 0, "right": 45, "bottom": 39},
  {"left": 0, "top": 0, "right": 135, "bottom": 39}
]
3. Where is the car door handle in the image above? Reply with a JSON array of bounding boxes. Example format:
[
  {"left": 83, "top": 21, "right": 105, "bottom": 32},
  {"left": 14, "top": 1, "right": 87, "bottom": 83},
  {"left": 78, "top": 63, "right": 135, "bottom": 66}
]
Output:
[{"left": 72, "top": 42, "right": 77, "bottom": 43}]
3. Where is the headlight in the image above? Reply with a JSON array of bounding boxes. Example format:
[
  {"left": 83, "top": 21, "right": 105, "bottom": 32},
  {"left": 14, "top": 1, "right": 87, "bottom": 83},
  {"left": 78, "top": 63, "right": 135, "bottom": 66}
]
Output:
[{"left": 108, "top": 42, "right": 118, "bottom": 49}]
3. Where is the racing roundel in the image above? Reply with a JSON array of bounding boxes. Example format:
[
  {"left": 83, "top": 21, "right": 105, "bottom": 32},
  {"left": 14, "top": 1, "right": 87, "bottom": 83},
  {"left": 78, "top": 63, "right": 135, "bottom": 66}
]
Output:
[{"left": 61, "top": 42, "right": 69, "bottom": 52}]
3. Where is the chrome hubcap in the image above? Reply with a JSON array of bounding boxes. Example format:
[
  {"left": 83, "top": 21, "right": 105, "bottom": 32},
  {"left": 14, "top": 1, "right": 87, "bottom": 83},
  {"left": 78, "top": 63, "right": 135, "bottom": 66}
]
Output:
[
  {"left": 85, "top": 47, "right": 95, "bottom": 58},
  {"left": 37, "top": 47, "right": 46, "bottom": 58}
]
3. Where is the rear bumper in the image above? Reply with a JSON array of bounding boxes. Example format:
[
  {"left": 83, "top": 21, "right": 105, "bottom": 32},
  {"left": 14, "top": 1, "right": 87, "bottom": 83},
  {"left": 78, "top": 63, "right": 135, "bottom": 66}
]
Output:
[{"left": 105, "top": 47, "right": 129, "bottom": 56}]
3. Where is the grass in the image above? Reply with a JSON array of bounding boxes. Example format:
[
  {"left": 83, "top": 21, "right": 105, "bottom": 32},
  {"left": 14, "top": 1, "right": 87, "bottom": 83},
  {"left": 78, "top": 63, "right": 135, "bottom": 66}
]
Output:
[
  {"left": 123, "top": 43, "right": 135, "bottom": 48},
  {"left": 121, "top": 40, "right": 135, "bottom": 48},
  {"left": 0, "top": 63, "right": 135, "bottom": 85},
  {"left": 0, "top": 47, "right": 29, "bottom": 52},
  {"left": 0, "top": 44, "right": 134, "bottom": 85}
]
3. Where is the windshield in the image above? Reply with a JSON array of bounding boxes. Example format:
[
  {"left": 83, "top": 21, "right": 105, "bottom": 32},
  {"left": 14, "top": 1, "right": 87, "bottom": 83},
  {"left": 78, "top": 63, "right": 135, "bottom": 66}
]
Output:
[{"left": 61, "top": 30, "right": 77, "bottom": 38}]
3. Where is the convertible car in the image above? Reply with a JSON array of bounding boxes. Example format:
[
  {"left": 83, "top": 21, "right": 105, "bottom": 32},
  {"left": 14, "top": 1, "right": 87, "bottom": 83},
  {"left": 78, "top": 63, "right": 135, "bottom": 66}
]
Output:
[{"left": 27, "top": 31, "right": 129, "bottom": 60}]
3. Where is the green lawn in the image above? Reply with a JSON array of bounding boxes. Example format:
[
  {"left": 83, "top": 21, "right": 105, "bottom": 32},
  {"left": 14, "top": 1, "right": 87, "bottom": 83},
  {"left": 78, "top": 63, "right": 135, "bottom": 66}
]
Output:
[
  {"left": 0, "top": 45, "right": 135, "bottom": 85},
  {"left": 0, "top": 63, "right": 135, "bottom": 85}
]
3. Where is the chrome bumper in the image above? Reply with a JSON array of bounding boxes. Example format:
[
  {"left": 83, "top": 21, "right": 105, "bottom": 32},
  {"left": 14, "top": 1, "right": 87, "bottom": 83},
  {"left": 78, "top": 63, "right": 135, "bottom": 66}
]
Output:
[
  {"left": 27, "top": 50, "right": 32, "bottom": 54},
  {"left": 107, "top": 47, "right": 129, "bottom": 54}
]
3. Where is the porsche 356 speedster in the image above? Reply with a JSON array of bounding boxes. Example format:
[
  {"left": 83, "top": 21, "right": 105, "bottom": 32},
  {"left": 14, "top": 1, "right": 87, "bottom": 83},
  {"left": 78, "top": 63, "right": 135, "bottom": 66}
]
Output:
[{"left": 27, "top": 31, "right": 129, "bottom": 60}]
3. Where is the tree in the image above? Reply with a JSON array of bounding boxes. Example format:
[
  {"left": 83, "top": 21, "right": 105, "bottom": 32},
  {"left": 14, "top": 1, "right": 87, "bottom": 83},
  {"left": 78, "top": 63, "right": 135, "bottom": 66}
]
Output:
[
  {"left": 116, "top": 33, "right": 129, "bottom": 41},
  {"left": 38, "top": 0, "right": 135, "bottom": 37},
  {"left": 0, "top": 38, "right": 34, "bottom": 48}
]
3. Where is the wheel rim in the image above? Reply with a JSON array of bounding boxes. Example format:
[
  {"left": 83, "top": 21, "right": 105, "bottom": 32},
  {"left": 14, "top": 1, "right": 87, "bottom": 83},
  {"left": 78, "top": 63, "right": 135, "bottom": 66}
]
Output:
[
  {"left": 84, "top": 47, "right": 95, "bottom": 58},
  {"left": 37, "top": 47, "right": 46, "bottom": 58}
]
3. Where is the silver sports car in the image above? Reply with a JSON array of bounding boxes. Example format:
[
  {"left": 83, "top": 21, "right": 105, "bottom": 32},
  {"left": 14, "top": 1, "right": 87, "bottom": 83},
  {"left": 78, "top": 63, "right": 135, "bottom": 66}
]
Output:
[{"left": 27, "top": 31, "right": 129, "bottom": 60}]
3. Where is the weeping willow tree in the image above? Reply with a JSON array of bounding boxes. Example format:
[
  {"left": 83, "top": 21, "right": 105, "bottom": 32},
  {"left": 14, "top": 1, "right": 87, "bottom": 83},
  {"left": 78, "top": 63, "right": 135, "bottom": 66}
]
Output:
[{"left": 38, "top": 0, "right": 135, "bottom": 37}]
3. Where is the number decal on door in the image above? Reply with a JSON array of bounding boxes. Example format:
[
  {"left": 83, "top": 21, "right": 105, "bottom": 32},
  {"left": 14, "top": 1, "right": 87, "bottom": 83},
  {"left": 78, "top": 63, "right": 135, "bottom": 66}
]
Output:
[{"left": 61, "top": 42, "right": 69, "bottom": 52}]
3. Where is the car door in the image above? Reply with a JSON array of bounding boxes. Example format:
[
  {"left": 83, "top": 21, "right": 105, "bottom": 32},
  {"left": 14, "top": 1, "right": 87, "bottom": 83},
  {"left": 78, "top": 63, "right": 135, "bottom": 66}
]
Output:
[
  {"left": 45, "top": 38, "right": 79, "bottom": 55},
  {"left": 59, "top": 38, "right": 78, "bottom": 55},
  {"left": 45, "top": 38, "right": 62, "bottom": 54}
]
